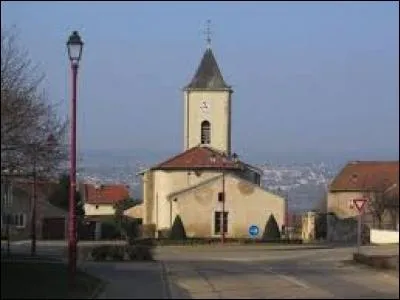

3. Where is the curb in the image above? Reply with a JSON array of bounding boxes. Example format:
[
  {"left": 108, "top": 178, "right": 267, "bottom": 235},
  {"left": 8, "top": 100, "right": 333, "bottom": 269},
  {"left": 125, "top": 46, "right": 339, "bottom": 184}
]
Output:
[
  {"left": 353, "top": 252, "right": 399, "bottom": 270},
  {"left": 78, "top": 263, "right": 108, "bottom": 299},
  {"left": 160, "top": 262, "right": 172, "bottom": 299}
]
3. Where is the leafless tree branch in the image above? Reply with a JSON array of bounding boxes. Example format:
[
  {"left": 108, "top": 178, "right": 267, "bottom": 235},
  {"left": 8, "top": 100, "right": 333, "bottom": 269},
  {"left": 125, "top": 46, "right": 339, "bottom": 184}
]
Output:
[
  {"left": 362, "top": 173, "right": 398, "bottom": 229},
  {"left": 1, "top": 26, "right": 67, "bottom": 177}
]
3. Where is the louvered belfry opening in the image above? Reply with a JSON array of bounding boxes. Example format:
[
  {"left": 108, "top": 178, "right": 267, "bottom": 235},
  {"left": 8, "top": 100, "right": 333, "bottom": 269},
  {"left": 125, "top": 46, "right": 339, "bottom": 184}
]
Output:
[{"left": 201, "top": 120, "right": 211, "bottom": 144}]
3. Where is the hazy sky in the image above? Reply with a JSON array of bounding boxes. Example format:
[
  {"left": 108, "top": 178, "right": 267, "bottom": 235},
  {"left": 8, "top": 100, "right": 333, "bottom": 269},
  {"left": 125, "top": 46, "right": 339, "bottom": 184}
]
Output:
[{"left": 2, "top": 1, "right": 399, "bottom": 158}]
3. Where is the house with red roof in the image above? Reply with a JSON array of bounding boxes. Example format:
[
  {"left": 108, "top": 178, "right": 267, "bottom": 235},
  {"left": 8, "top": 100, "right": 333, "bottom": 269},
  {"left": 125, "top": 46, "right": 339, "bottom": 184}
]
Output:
[
  {"left": 129, "top": 43, "right": 286, "bottom": 239},
  {"left": 327, "top": 160, "right": 399, "bottom": 231},
  {"left": 81, "top": 183, "right": 130, "bottom": 220},
  {"left": 80, "top": 183, "right": 130, "bottom": 240}
]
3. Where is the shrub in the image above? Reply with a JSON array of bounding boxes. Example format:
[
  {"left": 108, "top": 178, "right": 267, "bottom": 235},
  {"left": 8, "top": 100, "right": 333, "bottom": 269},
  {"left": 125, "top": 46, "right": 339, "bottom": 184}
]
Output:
[
  {"left": 127, "top": 245, "right": 154, "bottom": 261},
  {"left": 169, "top": 215, "right": 187, "bottom": 240},
  {"left": 158, "top": 229, "right": 171, "bottom": 239},
  {"left": 142, "top": 224, "right": 156, "bottom": 238},
  {"left": 262, "top": 214, "right": 281, "bottom": 241},
  {"left": 91, "top": 245, "right": 110, "bottom": 261},
  {"left": 110, "top": 246, "right": 125, "bottom": 261},
  {"left": 90, "top": 244, "right": 154, "bottom": 261},
  {"left": 101, "top": 222, "right": 121, "bottom": 240}
]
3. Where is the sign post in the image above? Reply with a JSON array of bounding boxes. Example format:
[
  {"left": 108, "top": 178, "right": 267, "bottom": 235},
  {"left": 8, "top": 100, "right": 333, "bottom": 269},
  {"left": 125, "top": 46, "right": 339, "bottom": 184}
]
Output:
[
  {"left": 353, "top": 198, "right": 368, "bottom": 253},
  {"left": 249, "top": 225, "right": 260, "bottom": 241}
]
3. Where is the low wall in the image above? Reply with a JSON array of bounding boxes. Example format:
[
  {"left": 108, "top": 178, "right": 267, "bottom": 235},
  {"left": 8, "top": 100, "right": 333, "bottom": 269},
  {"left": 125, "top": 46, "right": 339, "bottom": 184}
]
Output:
[
  {"left": 370, "top": 229, "right": 399, "bottom": 244},
  {"left": 353, "top": 253, "right": 399, "bottom": 270},
  {"left": 327, "top": 214, "right": 370, "bottom": 244}
]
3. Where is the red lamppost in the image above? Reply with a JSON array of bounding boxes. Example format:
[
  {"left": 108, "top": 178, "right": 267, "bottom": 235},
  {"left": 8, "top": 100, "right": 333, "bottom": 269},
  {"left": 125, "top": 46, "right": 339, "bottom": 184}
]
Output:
[{"left": 66, "top": 31, "right": 83, "bottom": 282}]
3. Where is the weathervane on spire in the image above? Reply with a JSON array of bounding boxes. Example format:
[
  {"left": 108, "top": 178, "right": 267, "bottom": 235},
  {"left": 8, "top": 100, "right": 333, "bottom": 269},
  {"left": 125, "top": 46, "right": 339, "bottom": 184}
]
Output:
[{"left": 204, "top": 19, "right": 212, "bottom": 48}]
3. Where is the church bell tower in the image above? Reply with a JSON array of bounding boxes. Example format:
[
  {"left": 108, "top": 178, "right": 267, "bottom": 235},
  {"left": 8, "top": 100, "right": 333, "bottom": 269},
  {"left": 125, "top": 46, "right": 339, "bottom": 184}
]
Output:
[{"left": 183, "top": 21, "right": 233, "bottom": 155}]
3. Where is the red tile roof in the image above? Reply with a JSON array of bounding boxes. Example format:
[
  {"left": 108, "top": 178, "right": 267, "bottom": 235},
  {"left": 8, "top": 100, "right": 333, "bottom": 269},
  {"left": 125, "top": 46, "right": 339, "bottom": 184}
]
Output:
[
  {"left": 84, "top": 184, "right": 130, "bottom": 205},
  {"left": 151, "top": 146, "right": 243, "bottom": 170},
  {"left": 384, "top": 183, "right": 399, "bottom": 200},
  {"left": 329, "top": 161, "right": 399, "bottom": 192}
]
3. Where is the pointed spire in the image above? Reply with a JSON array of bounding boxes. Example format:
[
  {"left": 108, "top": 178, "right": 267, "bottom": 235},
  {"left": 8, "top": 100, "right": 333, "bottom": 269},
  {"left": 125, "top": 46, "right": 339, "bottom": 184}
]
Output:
[
  {"left": 185, "top": 48, "right": 230, "bottom": 90},
  {"left": 185, "top": 21, "right": 231, "bottom": 91}
]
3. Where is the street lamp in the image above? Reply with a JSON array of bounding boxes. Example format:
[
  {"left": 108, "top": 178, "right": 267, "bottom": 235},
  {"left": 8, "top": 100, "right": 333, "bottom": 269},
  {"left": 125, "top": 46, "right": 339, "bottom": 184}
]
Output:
[
  {"left": 66, "top": 30, "right": 83, "bottom": 282},
  {"left": 210, "top": 152, "right": 239, "bottom": 244}
]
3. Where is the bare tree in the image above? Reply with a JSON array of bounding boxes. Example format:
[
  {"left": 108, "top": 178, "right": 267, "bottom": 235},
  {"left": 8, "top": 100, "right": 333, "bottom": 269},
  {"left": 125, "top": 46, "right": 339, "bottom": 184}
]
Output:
[
  {"left": 1, "top": 26, "right": 67, "bottom": 177},
  {"left": 362, "top": 173, "right": 398, "bottom": 229},
  {"left": 383, "top": 184, "right": 399, "bottom": 230}
]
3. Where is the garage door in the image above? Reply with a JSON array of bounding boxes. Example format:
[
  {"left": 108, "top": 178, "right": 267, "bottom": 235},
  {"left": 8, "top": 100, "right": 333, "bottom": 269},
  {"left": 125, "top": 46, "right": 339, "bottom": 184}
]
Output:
[{"left": 42, "top": 217, "right": 66, "bottom": 240}]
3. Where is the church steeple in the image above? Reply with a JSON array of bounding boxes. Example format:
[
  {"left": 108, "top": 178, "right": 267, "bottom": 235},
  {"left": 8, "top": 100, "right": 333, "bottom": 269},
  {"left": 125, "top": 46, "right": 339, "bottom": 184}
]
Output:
[
  {"left": 185, "top": 48, "right": 230, "bottom": 90},
  {"left": 183, "top": 21, "right": 233, "bottom": 154},
  {"left": 185, "top": 20, "right": 231, "bottom": 91}
]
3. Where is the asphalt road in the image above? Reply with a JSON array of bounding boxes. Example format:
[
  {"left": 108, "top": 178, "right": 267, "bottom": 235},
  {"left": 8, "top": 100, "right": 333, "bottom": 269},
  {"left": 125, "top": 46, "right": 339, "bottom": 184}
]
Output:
[
  {"left": 158, "top": 246, "right": 399, "bottom": 299},
  {"left": 2, "top": 241, "right": 399, "bottom": 299}
]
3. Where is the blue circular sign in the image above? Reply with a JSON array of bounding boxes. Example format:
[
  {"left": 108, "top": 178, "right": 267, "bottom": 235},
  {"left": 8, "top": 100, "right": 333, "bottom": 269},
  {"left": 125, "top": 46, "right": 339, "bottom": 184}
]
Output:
[{"left": 249, "top": 225, "right": 259, "bottom": 237}]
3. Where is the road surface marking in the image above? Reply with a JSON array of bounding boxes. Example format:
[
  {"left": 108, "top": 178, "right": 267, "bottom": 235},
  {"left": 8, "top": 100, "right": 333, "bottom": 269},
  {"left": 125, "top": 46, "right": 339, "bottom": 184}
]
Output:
[
  {"left": 276, "top": 274, "right": 310, "bottom": 289},
  {"left": 260, "top": 267, "right": 311, "bottom": 290}
]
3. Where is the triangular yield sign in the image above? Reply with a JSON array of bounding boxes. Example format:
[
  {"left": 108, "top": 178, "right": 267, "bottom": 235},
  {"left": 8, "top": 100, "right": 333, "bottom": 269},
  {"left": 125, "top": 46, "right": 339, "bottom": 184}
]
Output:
[{"left": 353, "top": 198, "right": 367, "bottom": 213}]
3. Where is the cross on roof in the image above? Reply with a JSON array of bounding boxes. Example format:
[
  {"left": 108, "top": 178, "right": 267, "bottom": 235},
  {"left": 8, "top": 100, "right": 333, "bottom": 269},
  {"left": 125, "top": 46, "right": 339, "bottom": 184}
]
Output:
[{"left": 204, "top": 19, "right": 212, "bottom": 48}]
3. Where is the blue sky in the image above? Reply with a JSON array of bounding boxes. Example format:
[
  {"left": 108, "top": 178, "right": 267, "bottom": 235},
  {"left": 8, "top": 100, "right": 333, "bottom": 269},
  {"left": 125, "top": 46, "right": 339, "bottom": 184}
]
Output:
[{"left": 1, "top": 1, "right": 399, "bottom": 159}]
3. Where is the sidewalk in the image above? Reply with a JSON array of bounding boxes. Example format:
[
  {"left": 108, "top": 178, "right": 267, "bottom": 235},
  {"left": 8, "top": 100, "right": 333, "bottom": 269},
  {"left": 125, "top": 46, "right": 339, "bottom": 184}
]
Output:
[
  {"left": 360, "top": 244, "right": 399, "bottom": 256},
  {"left": 81, "top": 261, "right": 169, "bottom": 299}
]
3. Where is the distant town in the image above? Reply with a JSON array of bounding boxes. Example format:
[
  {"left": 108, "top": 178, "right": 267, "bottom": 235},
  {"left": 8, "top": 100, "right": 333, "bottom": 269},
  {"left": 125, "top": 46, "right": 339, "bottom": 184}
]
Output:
[{"left": 76, "top": 149, "right": 347, "bottom": 212}]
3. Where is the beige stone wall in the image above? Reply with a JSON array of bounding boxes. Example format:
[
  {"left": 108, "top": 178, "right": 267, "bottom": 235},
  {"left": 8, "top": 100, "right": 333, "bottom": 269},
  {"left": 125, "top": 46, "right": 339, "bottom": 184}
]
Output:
[
  {"left": 302, "top": 211, "right": 316, "bottom": 242},
  {"left": 84, "top": 203, "right": 115, "bottom": 216},
  {"left": 124, "top": 205, "right": 143, "bottom": 219},
  {"left": 151, "top": 169, "right": 221, "bottom": 229},
  {"left": 327, "top": 191, "right": 363, "bottom": 219},
  {"left": 170, "top": 174, "right": 285, "bottom": 238},
  {"left": 140, "top": 169, "right": 221, "bottom": 227},
  {"left": 184, "top": 90, "right": 232, "bottom": 153},
  {"left": 140, "top": 168, "right": 282, "bottom": 238},
  {"left": 142, "top": 171, "right": 154, "bottom": 224}
]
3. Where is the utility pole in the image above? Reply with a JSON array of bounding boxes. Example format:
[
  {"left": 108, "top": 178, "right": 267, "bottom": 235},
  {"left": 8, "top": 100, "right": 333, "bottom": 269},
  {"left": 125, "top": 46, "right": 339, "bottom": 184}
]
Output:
[{"left": 31, "top": 152, "right": 37, "bottom": 257}]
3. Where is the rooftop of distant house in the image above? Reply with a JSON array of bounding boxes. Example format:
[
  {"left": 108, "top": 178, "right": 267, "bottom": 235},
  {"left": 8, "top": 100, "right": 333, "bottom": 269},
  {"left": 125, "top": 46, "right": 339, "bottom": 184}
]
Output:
[
  {"left": 82, "top": 183, "right": 130, "bottom": 205},
  {"left": 329, "top": 161, "right": 399, "bottom": 192}
]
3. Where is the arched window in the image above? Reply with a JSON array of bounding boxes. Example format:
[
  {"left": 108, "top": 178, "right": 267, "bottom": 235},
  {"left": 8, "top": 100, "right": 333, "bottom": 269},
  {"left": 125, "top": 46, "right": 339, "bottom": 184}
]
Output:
[{"left": 201, "top": 120, "right": 211, "bottom": 144}]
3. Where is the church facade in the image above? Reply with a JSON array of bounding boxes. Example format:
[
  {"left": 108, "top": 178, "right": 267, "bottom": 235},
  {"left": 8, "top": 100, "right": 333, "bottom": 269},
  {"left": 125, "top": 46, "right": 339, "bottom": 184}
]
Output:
[{"left": 133, "top": 45, "right": 286, "bottom": 239}]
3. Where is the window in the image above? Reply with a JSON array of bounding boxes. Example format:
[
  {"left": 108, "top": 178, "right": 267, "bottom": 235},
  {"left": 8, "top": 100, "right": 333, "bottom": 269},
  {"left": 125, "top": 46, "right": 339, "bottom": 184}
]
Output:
[
  {"left": 15, "top": 213, "right": 25, "bottom": 228},
  {"left": 4, "top": 213, "right": 26, "bottom": 228},
  {"left": 214, "top": 211, "right": 228, "bottom": 234},
  {"left": 1, "top": 214, "right": 12, "bottom": 226},
  {"left": 218, "top": 192, "right": 225, "bottom": 202},
  {"left": 1, "top": 182, "right": 13, "bottom": 207},
  {"left": 201, "top": 120, "right": 211, "bottom": 144}
]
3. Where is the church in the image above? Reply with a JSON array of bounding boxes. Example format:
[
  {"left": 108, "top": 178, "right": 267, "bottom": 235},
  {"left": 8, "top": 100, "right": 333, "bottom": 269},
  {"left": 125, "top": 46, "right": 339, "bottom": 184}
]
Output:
[{"left": 131, "top": 42, "right": 286, "bottom": 239}]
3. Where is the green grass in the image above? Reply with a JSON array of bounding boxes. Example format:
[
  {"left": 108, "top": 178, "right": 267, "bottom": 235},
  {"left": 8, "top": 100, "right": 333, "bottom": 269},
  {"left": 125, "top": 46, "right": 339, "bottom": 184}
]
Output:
[{"left": 1, "top": 261, "right": 103, "bottom": 299}]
